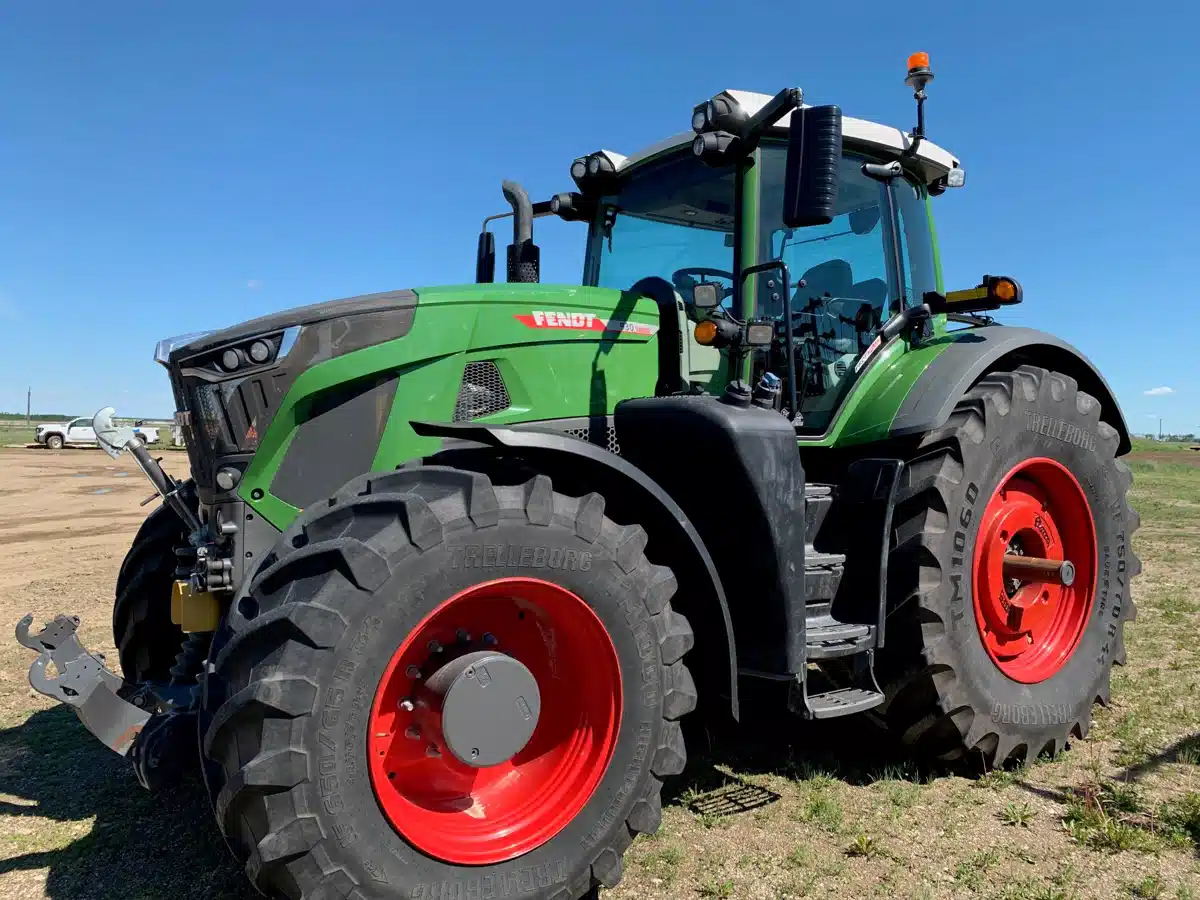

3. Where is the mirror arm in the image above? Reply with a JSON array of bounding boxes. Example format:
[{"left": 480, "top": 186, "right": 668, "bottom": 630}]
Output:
[
  {"left": 739, "top": 260, "right": 797, "bottom": 420},
  {"left": 737, "top": 87, "right": 803, "bottom": 151}
]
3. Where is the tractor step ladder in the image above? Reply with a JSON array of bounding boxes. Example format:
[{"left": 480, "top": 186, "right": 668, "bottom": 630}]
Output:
[{"left": 789, "top": 648, "right": 886, "bottom": 719}]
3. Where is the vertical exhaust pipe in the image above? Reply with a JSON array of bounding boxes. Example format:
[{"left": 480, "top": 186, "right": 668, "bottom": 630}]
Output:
[{"left": 502, "top": 180, "right": 540, "bottom": 283}]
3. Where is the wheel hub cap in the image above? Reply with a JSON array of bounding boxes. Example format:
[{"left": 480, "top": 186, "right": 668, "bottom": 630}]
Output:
[
  {"left": 422, "top": 650, "right": 542, "bottom": 767},
  {"left": 367, "top": 577, "right": 622, "bottom": 865},
  {"left": 972, "top": 457, "right": 1097, "bottom": 683}
]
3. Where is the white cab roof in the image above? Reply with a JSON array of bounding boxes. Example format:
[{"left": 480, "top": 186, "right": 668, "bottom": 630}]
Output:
[{"left": 605, "top": 89, "right": 961, "bottom": 185}]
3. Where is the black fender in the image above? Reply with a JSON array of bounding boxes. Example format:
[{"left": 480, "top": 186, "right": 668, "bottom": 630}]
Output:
[
  {"left": 410, "top": 419, "right": 739, "bottom": 721},
  {"left": 890, "top": 326, "right": 1131, "bottom": 455}
]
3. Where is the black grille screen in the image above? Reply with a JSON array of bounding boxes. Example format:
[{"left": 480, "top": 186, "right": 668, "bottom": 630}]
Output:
[{"left": 453, "top": 361, "right": 511, "bottom": 421}]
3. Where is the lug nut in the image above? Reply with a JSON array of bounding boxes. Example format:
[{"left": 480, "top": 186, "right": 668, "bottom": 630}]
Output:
[
  {"left": 405, "top": 665, "right": 421, "bottom": 679},
  {"left": 426, "top": 744, "right": 441, "bottom": 758},
  {"left": 456, "top": 628, "right": 470, "bottom": 643},
  {"left": 398, "top": 698, "right": 414, "bottom": 712},
  {"left": 427, "top": 640, "right": 442, "bottom": 653},
  {"left": 483, "top": 632, "right": 497, "bottom": 646},
  {"left": 405, "top": 725, "right": 421, "bottom": 740}
]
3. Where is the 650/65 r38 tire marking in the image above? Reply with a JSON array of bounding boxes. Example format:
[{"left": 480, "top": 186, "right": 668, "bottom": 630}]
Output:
[{"left": 200, "top": 467, "right": 697, "bottom": 900}]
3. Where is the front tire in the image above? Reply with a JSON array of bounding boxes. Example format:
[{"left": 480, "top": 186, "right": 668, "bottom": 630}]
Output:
[
  {"left": 113, "top": 481, "right": 197, "bottom": 683},
  {"left": 879, "top": 366, "right": 1140, "bottom": 766},
  {"left": 202, "top": 467, "right": 696, "bottom": 900},
  {"left": 46, "top": 434, "right": 63, "bottom": 450}
]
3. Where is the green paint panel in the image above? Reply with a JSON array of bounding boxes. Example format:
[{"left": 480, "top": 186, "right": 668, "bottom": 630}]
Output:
[
  {"left": 800, "top": 333, "right": 957, "bottom": 448},
  {"left": 239, "top": 283, "right": 662, "bottom": 530}
]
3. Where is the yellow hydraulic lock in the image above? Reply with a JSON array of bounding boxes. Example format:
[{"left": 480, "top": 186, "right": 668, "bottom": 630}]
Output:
[{"left": 171, "top": 580, "right": 220, "bottom": 633}]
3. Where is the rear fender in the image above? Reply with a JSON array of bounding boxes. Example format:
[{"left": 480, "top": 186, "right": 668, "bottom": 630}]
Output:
[
  {"left": 410, "top": 419, "right": 739, "bottom": 721},
  {"left": 890, "top": 326, "right": 1131, "bottom": 455}
]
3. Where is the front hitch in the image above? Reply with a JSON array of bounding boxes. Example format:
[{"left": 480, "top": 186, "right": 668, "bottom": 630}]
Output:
[{"left": 16, "top": 613, "right": 152, "bottom": 755}]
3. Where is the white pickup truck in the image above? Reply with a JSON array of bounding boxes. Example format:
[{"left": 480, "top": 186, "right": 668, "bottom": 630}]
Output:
[{"left": 35, "top": 418, "right": 159, "bottom": 450}]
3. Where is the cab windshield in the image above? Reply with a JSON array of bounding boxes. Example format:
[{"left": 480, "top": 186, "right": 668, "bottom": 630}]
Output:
[
  {"left": 587, "top": 146, "right": 936, "bottom": 430},
  {"left": 592, "top": 152, "right": 735, "bottom": 305},
  {"left": 757, "top": 144, "right": 936, "bottom": 429}
]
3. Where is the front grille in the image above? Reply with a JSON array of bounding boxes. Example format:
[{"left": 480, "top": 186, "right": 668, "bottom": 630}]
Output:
[{"left": 453, "top": 362, "right": 511, "bottom": 421}]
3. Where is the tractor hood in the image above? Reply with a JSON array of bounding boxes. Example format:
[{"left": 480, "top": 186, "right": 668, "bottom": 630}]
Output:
[{"left": 153, "top": 283, "right": 655, "bottom": 496}]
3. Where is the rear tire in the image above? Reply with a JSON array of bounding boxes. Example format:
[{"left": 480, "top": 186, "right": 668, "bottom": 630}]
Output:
[
  {"left": 113, "top": 481, "right": 197, "bottom": 683},
  {"left": 879, "top": 366, "right": 1140, "bottom": 766},
  {"left": 201, "top": 467, "right": 696, "bottom": 900}
]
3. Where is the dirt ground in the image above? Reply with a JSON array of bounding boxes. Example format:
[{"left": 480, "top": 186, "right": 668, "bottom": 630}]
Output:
[{"left": 0, "top": 445, "right": 1197, "bottom": 900}]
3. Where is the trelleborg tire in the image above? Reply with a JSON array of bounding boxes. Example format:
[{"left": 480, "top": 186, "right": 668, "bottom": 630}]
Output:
[
  {"left": 201, "top": 466, "right": 697, "bottom": 900},
  {"left": 879, "top": 365, "right": 1140, "bottom": 766}
]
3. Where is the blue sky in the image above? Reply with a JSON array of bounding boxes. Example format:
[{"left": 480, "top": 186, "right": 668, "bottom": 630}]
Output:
[{"left": 0, "top": 2, "right": 1196, "bottom": 434}]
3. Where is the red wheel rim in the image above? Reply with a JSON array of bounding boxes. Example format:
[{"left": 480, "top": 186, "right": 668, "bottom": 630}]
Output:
[
  {"left": 972, "top": 457, "right": 1097, "bottom": 683},
  {"left": 367, "top": 577, "right": 623, "bottom": 864}
]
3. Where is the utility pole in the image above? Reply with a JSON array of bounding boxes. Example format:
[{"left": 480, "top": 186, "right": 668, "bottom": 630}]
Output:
[
  {"left": 1159, "top": 417, "right": 1163, "bottom": 441},
  {"left": 26, "top": 386, "right": 30, "bottom": 425}
]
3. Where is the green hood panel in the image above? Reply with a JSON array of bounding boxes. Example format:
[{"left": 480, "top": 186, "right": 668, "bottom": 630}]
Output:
[{"left": 238, "top": 283, "right": 664, "bottom": 528}]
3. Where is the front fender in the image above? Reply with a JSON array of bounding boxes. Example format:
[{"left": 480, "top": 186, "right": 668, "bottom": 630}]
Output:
[
  {"left": 411, "top": 419, "right": 740, "bottom": 721},
  {"left": 890, "top": 326, "right": 1131, "bottom": 455}
]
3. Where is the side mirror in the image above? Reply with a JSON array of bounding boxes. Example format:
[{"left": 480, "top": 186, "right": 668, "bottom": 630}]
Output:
[
  {"left": 782, "top": 105, "right": 843, "bottom": 229},
  {"left": 692, "top": 282, "right": 723, "bottom": 310},
  {"left": 475, "top": 231, "right": 496, "bottom": 284}
]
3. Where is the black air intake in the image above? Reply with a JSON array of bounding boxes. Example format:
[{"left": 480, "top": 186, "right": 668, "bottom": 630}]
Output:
[{"left": 453, "top": 362, "right": 511, "bottom": 421}]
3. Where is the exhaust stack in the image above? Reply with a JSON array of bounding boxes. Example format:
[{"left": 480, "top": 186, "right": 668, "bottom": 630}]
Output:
[{"left": 502, "top": 180, "right": 540, "bottom": 283}]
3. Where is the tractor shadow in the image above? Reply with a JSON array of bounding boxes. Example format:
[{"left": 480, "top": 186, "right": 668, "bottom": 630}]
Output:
[
  {"left": 667, "top": 687, "right": 962, "bottom": 814},
  {"left": 0, "top": 706, "right": 255, "bottom": 899}
]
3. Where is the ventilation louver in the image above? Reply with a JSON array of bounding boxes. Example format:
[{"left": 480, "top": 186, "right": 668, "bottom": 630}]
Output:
[{"left": 453, "top": 361, "right": 511, "bottom": 421}]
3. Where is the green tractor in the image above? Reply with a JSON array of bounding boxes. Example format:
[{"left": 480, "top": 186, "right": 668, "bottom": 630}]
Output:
[{"left": 19, "top": 55, "right": 1139, "bottom": 900}]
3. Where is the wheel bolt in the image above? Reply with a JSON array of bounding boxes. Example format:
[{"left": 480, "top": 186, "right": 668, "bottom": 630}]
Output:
[
  {"left": 405, "top": 725, "right": 421, "bottom": 740},
  {"left": 426, "top": 744, "right": 441, "bottom": 758},
  {"left": 470, "top": 748, "right": 480, "bottom": 760},
  {"left": 456, "top": 628, "right": 470, "bottom": 643},
  {"left": 398, "top": 698, "right": 414, "bottom": 712},
  {"left": 427, "top": 640, "right": 442, "bottom": 653},
  {"left": 483, "top": 632, "right": 497, "bottom": 646},
  {"left": 405, "top": 665, "right": 421, "bottom": 679}
]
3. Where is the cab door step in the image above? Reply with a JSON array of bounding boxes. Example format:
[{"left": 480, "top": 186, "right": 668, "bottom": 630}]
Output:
[
  {"left": 805, "top": 613, "right": 877, "bottom": 659},
  {"left": 788, "top": 648, "right": 886, "bottom": 719},
  {"left": 802, "top": 687, "right": 885, "bottom": 718}
]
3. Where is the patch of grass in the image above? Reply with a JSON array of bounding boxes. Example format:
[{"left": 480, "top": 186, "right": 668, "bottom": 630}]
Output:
[
  {"left": 844, "top": 831, "right": 880, "bottom": 858},
  {"left": 993, "top": 864, "right": 1080, "bottom": 900},
  {"left": 953, "top": 847, "right": 1000, "bottom": 891},
  {"left": 793, "top": 792, "right": 844, "bottom": 833},
  {"left": 999, "top": 800, "right": 1036, "bottom": 827},
  {"left": 633, "top": 843, "right": 683, "bottom": 886},
  {"left": 977, "top": 765, "right": 1024, "bottom": 790},
  {"left": 1126, "top": 874, "right": 1167, "bottom": 899},
  {"left": 1112, "top": 711, "right": 1157, "bottom": 766},
  {"left": 1174, "top": 736, "right": 1200, "bottom": 766},
  {"left": 698, "top": 877, "right": 735, "bottom": 898},
  {"left": 1062, "top": 786, "right": 1161, "bottom": 852},
  {"left": 785, "top": 845, "right": 812, "bottom": 869},
  {"left": 1157, "top": 791, "right": 1200, "bottom": 847}
]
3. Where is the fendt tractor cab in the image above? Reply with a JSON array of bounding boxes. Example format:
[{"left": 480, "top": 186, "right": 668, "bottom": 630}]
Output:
[{"left": 19, "top": 55, "right": 1138, "bottom": 900}]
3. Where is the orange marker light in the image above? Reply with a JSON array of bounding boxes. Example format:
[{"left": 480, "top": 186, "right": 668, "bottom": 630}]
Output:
[
  {"left": 907, "top": 51, "right": 930, "bottom": 72},
  {"left": 993, "top": 279, "right": 1017, "bottom": 302},
  {"left": 694, "top": 320, "right": 718, "bottom": 346}
]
